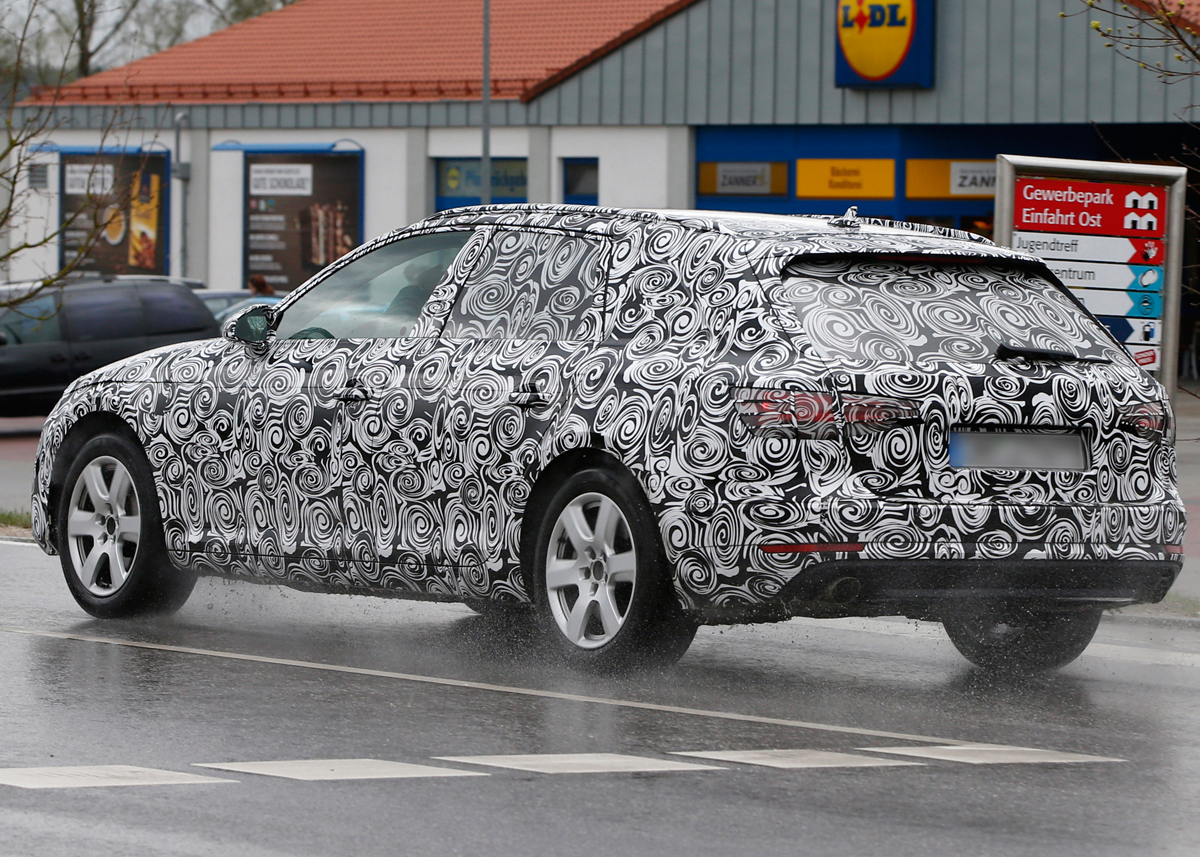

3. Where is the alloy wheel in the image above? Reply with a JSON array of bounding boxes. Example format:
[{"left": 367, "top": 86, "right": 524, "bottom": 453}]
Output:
[
  {"left": 66, "top": 456, "right": 141, "bottom": 597},
  {"left": 544, "top": 492, "right": 637, "bottom": 649}
]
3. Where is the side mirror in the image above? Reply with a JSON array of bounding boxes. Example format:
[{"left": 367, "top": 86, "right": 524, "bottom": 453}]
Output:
[{"left": 223, "top": 304, "right": 274, "bottom": 353}]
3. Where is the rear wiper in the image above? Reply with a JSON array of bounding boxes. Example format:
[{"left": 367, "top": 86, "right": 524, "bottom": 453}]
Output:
[{"left": 995, "top": 343, "right": 1110, "bottom": 364}]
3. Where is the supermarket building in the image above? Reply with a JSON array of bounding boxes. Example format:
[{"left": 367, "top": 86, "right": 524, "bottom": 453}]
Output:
[{"left": 8, "top": 0, "right": 1200, "bottom": 293}]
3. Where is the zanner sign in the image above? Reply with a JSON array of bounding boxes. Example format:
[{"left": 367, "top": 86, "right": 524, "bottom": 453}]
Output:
[{"left": 835, "top": 0, "right": 935, "bottom": 89}]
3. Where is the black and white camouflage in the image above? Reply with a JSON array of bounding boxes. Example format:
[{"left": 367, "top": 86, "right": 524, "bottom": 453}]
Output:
[{"left": 32, "top": 205, "right": 1185, "bottom": 617}]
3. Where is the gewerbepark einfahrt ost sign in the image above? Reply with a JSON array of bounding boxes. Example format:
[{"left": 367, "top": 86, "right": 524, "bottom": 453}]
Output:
[{"left": 994, "top": 155, "right": 1187, "bottom": 397}]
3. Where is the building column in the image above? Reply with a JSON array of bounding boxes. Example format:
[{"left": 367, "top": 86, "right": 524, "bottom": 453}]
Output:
[{"left": 527, "top": 126, "right": 551, "bottom": 203}]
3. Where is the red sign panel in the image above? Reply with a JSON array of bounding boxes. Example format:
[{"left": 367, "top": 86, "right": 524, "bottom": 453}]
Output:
[{"left": 1015, "top": 177, "right": 1168, "bottom": 238}]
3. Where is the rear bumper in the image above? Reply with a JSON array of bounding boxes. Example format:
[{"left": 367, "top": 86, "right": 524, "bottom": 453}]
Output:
[{"left": 778, "top": 557, "right": 1181, "bottom": 615}]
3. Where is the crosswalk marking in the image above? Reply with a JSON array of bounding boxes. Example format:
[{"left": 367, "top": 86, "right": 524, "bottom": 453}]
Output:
[
  {"left": 0, "top": 765, "right": 235, "bottom": 789},
  {"left": 860, "top": 744, "right": 1125, "bottom": 764},
  {"left": 670, "top": 749, "right": 923, "bottom": 769},
  {"left": 193, "top": 759, "right": 487, "bottom": 780},
  {"left": 434, "top": 753, "right": 724, "bottom": 774}
]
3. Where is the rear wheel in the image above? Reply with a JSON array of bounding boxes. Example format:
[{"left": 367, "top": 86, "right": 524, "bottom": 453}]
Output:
[
  {"left": 530, "top": 467, "right": 696, "bottom": 671},
  {"left": 58, "top": 433, "right": 196, "bottom": 618},
  {"left": 942, "top": 606, "right": 1102, "bottom": 673}
]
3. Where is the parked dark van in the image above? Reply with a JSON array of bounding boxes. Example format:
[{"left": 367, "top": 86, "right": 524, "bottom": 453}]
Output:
[{"left": 0, "top": 278, "right": 219, "bottom": 416}]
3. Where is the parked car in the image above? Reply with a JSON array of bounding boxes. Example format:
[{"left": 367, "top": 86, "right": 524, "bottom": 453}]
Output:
[
  {"left": 212, "top": 295, "right": 284, "bottom": 325},
  {"left": 197, "top": 290, "right": 254, "bottom": 318},
  {"left": 0, "top": 278, "right": 220, "bottom": 416},
  {"left": 31, "top": 205, "right": 1184, "bottom": 674}
]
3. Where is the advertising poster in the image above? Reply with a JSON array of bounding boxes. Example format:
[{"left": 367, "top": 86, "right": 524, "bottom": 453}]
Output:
[
  {"left": 244, "top": 152, "right": 362, "bottom": 291},
  {"left": 60, "top": 152, "right": 169, "bottom": 276}
]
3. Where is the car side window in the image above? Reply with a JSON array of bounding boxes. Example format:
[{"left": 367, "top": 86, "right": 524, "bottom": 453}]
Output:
[
  {"left": 64, "top": 287, "right": 145, "bottom": 341},
  {"left": 139, "top": 284, "right": 215, "bottom": 335},
  {"left": 441, "top": 229, "right": 606, "bottom": 341},
  {"left": 273, "top": 231, "right": 473, "bottom": 341},
  {"left": 0, "top": 295, "right": 63, "bottom": 344}
]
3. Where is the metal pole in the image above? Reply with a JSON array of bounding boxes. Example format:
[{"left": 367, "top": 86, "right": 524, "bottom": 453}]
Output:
[
  {"left": 173, "top": 112, "right": 191, "bottom": 277},
  {"left": 480, "top": 0, "right": 491, "bottom": 206}
]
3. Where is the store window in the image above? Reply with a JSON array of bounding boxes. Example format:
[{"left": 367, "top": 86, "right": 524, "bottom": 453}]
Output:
[
  {"left": 436, "top": 158, "right": 527, "bottom": 211},
  {"left": 244, "top": 151, "right": 363, "bottom": 292},
  {"left": 563, "top": 158, "right": 599, "bottom": 206},
  {"left": 60, "top": 151, "right": 170, "bottom": 276}
]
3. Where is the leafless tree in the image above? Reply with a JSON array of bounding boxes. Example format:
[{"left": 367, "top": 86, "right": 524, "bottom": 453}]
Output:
[
  {"left": 1, "top": 0, "right": 131, "bottom": 312},
  {"left": 1071, "top": 0, "right": 1200, "bottom": 81}
]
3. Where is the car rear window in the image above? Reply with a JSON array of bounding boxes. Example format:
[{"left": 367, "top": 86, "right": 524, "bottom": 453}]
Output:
[{"left": 776, "top": 258, "right": 1119, "bottom": 368}]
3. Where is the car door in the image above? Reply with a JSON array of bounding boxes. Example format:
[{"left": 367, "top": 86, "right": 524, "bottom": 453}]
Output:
[
  {"left": 0, "top": 292, "right": 72, "bottom": 415},
  {"left": 434, "top": 226, "right": 610, "bottom": 600},
  {"left": 267, "top": 228, "right": 480, "bottom": 592},
  {"left": 63, "top": 286, "right": 149, "bottom": 378}
]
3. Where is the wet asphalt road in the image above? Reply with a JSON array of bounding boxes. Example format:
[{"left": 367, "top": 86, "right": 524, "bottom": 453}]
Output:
[{"left": 2, "top": 541, "right": 1200, "bottom": 856}]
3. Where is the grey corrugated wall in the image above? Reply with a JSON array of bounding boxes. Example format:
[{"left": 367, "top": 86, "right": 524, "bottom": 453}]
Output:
[
  {"left": 525, "top": 0, "right": 1200, "bottom": 126},
  {"left": 29, "top": 0, "right": 1200, "bottom": 130}
]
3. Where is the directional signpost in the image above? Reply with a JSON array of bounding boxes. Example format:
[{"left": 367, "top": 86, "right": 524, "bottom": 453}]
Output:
[{"left": 995, "top": 155, "right": 1187, "bottom": 398}]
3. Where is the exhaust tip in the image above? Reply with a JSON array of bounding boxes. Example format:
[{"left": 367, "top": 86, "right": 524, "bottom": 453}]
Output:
[{"left": 822, "top": 576, "right": 862, "bottom": 604}]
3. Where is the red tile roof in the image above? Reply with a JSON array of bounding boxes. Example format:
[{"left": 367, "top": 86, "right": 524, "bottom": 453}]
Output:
[{"left": 28, "top": 0, "right": 699, "bottom": 105}]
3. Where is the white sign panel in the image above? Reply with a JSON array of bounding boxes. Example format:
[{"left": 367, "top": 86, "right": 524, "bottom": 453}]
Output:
[
  {"left": 715, "top": 163, "right": 773, "bottom": 195},
  {"left": 1046, "top": 262, "right": 1163, "bottom": 291},
  {"left": 1125, "top": 345, "right": 1160, "bottom": 371},
  {"left": 249, "top": 163, "right": 313, "bottom": 196},
  {"left": 63, "top": 163, "right": 115, "bottom": 196},
  {"left": 1011, "top": 231, "right": 1165, "bottom": 265},
  {"left": 950, "top": 161, "right": 996, "bottom": 196}
]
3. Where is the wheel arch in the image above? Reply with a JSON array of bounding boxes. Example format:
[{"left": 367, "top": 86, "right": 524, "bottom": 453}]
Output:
[
  {"left": 47, "top": 412, "right": 145, "bottom": 548},
  {"left": 517, "top": 445, "right": 659, "bottom": 595}
]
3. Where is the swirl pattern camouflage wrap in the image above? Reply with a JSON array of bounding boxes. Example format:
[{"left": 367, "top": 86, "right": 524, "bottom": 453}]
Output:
[{"left": 33, "top": 205, "right": 1184, "bottom": 618}]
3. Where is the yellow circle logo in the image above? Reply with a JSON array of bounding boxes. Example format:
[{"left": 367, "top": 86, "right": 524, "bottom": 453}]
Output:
[{"left": 837, "top": 0, "right": 916, "bottom": 81}]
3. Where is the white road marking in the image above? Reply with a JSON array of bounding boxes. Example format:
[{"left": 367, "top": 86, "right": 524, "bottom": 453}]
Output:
[
  {"left": 0, "top": 625, "right": 980, "bottom": 746},
  {"left": 671, "top": 749, "right": 922, "bottom": 769},
  {"left": 434, "top": 753, "right": 723, "bottom": 774},
  {"left": 194, "top": 759, "right": 486, "bottom": 780},
  {"left": 0, "top": 765, "right": 235, "bottom": 789},
  {"left": 861, "top": 744, "right": 1124, "bottom": 765}
]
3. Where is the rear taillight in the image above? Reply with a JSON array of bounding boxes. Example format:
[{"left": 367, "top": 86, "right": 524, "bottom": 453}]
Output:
[
  {"left": 735, "top": 390, "right": 921, "bottom": 438},
  {"left": 842, "top": 395, "right": 922, "bottom": 427},
  {"left": 1119, "top": 401, "right": 1171, "bottom": 443},
  {"left": 735, "top": 390, "right": 838, "bottom": 439}
]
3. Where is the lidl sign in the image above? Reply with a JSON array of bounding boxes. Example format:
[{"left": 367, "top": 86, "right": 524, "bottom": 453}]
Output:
[{"left": 835, "top": 0, "right": 935, "bottom": 89}]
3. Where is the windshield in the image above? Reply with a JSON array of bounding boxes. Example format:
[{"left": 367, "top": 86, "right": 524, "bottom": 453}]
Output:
[{"left": 777, "top": 258, "right": 1120, "bottom": 369}]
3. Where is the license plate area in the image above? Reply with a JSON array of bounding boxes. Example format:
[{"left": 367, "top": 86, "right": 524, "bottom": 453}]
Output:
[{"left": 949, "top": 429, "right": 1089, "bottom": 471}]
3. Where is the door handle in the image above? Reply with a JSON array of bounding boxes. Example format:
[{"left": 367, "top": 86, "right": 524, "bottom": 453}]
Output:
[
  {"left": 75, "top": 350, "right": 91, "bottom": 361},
  {"left": 510, "top": 381, "right": 549, "bottom": 408},
  {"left": 338, "top": 386, "right": 371, "bottom": 403},
  {"left": 50, "top": 353, "right": 67, "bottom": 363}
]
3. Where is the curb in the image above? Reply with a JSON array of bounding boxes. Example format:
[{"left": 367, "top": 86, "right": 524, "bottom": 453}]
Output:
[{"left": 0, "top": 536, "right": 37, "bottom": 546}]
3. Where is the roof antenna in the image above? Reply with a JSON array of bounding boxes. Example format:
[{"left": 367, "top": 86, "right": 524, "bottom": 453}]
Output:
[{"left": 830, "top": 205, "right": 860, "bottom": 229}]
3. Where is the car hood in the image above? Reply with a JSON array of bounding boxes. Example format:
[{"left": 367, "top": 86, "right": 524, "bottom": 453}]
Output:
[{"left": 61, "top": 337, "right": 231, "bottom": 396}]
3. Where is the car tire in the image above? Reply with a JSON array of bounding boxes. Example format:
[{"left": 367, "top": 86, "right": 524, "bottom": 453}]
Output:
[
  {"left": 57, "top": 432, "right": 197, "bottom": 619},
  {"left": 942, "top": 606, "right": 1102, "bottom": 673},
  {"left": 530, "top": 466, "right": 697, "bottom": 672}
]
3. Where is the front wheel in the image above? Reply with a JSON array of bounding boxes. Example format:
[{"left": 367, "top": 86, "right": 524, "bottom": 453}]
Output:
[
  {"left": 530, "top": 467, "right": 696, "bottom": 672},
  {"left": 942, "top": 607, "right": 1102, "bottom": 673},
  {"left": 58, "top": 432, "right": 196, "bottom": 619}
]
